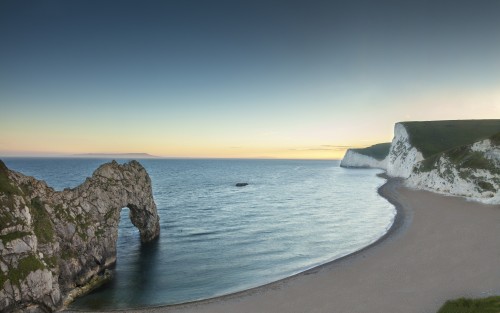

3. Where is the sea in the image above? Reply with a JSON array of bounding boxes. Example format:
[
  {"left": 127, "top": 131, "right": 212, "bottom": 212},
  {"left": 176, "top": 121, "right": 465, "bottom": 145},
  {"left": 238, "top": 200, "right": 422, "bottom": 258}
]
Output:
[{"left": 2, "top": 158, "right": 395, "bottom": 310}]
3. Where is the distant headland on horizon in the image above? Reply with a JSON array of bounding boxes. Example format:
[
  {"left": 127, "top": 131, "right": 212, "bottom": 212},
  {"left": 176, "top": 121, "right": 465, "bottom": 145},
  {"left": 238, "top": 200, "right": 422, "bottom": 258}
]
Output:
[{"left": 72, "top": 153, "right": 159, "bottom": 159}]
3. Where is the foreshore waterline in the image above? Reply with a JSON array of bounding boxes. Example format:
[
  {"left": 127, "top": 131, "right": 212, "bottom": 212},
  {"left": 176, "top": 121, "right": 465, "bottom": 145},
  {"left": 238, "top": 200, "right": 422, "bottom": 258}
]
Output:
[
  {"left": 63, "top": 176, "right": 407, "bottom": 312},
  {"left": 64, "top": 175, "right": 500, "bottom": 313}
]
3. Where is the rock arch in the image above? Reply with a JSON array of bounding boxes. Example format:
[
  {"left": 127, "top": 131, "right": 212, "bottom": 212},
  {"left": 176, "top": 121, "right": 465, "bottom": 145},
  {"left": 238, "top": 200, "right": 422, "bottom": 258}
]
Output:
[{"left": 0, "top": 160, "right": 160, "bottom": 312}]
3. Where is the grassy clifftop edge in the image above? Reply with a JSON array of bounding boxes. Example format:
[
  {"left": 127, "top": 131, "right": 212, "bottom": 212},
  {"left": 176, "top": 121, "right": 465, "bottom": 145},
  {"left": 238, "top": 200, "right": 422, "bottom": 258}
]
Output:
[
  {"left": 350, "top": 143, "right": 391, "bottom": 161},
  {"left": 401, "top": 120, "right": 500, "bottom": 158}
]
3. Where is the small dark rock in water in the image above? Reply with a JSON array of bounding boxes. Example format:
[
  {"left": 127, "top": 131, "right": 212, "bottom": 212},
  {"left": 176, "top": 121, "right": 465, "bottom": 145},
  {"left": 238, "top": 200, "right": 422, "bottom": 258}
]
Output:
[{"left": 235, "top": 183, "right": 248, "bottom": 187}]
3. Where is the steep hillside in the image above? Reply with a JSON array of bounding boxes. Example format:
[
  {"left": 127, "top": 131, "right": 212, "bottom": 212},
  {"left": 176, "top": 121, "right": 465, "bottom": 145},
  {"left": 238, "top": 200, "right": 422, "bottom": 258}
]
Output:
[{"left": 408, "top": 132, "right": 500, "bottom": 204}]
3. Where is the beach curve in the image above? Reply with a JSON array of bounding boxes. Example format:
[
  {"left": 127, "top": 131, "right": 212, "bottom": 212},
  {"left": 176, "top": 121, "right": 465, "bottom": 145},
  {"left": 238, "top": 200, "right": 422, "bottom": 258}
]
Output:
[{"left": 63, "top": 177, "right": 500, "bottom": 313}]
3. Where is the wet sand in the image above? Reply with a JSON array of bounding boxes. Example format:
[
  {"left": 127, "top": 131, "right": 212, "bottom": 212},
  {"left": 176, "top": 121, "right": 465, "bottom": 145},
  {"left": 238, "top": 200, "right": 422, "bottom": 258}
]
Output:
[{"left": 65, "top": 178, "right": 500, "bottom": 313}]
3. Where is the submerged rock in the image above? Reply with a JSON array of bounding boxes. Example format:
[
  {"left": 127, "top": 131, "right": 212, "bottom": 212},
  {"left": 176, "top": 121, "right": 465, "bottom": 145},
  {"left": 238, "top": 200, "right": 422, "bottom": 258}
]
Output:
[
  {"left": 235, "top": 183, "right": 248, "bottom": 187},
  {"left": 0, "top": 160, "right": 160, "bottom": 312}
]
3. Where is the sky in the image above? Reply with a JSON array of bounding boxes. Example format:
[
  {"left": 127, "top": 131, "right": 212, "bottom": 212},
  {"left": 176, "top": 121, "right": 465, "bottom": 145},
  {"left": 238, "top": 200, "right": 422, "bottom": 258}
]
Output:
[{"left": 1, "top": 0, "right": 499, "bottom": 159}]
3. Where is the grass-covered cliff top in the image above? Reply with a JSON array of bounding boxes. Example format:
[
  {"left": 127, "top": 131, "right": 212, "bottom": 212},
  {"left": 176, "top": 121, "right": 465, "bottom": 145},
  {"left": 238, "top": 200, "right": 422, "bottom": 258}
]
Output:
[
  {"left": 401, "top": 120, "right": 500, "bottom": 158},
  {"left": 351, "top": 143, "right": 391, "bottom": 161}
]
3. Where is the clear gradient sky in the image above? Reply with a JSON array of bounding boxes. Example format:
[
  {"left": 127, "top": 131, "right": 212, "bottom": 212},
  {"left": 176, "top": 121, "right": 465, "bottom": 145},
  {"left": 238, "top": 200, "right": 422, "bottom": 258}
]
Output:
[{"left": 1, "top": 0, "right": 499, "bottom": 159}]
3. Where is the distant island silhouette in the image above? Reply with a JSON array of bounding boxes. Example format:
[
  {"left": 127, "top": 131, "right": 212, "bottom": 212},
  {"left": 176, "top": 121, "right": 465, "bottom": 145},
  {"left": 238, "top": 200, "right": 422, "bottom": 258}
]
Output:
[{"left": 73, "top": 153, "right": 159, "bottom": 158}]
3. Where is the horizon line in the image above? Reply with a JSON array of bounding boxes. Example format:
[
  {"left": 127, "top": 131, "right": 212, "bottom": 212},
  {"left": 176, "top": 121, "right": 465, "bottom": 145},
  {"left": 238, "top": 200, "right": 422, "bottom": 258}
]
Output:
[{"left": 0, "top": 155, "right": 341, "bottom": 161}]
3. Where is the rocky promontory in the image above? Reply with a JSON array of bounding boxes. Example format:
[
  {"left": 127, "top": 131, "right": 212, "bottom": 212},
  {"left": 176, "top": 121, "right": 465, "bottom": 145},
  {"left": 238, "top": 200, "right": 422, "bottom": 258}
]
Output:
[{"left": 0, "top": 160, "right": 160, "bottom": 312}]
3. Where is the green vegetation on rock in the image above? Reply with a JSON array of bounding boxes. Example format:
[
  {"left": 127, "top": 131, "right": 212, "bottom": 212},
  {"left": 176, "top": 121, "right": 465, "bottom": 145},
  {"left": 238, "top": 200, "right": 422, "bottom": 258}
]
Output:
[
  {"left": 402, "top": 120, "right": 500, "bottom": 158},
  {"left": 416, "top": 154, "right": 440, "bottom": 173},
  {"left": 490, "top": 132, "right": 500, "bottom": 145},
  {"left": 54, "top": 203, "right": 75, "bottom": 223},
  {"left": 416, "top": 131, "right": 500, "bottom": 179},
  {"left": 0, "top": 160, "right": 23, "bottom": 230},
  {"left": 0, "top": 162, "right": 24, "bottom": 230},
  {"left": 5, "top": 254, "right": 45, "bottom": 287},
  {"left": 477, "top": 180, "right": 496, "bottom": 192},
  {"left": 30, "top": 197, "right": 55, "bottom": 243},
  {"left": 44, "top": 256, "right": 58, "bottom": 268},
  {"left": 0, "top": 160, "right": 21, "bottom": 196},
  {"left": 437, "top": 296, "right": 500, "bottom": 313},
  {"left": 0, "top": 272, "right": 5, "bottom": 288},
  {"left": 448, "top": 147, "right": 498, "bottom": 174},
  {"left": 61, "top": 248, "right": 77, "bottom": 260},
  {"left": 0, "top": 207, "right": 23, "bottom": 234},
  {"left": 352, "top": 143, "right": 391, "bottom": 161},
  {"left": 0, "top": 231, "right": 31, "bottom": 244},
  {"left": 95, "top": 228, "right": 106, "bottom": 237}
]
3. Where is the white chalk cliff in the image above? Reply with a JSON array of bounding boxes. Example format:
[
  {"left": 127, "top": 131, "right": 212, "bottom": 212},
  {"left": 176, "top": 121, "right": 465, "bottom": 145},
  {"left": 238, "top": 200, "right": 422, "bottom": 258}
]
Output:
[
  {"left": 341, "top": 123, "right": 500, "bottom": 204},
  {"left": 341, "top": 123, "right": 423, "bottom": 177},
  {"left": 385, "top": 123, "right": 424, "bottom": 178},
  {"left": 340, "top": 150, "right": 387, "bottom": 169}
]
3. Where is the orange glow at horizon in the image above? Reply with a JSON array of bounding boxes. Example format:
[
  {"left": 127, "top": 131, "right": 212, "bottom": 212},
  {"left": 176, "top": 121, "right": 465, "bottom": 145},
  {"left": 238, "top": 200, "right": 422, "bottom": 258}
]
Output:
[
  {"left": 1, "top": 87, "right": 498, "bottom": 159},
  {"left": 0, "top": 140, "right": 360, "bottom": 160}
]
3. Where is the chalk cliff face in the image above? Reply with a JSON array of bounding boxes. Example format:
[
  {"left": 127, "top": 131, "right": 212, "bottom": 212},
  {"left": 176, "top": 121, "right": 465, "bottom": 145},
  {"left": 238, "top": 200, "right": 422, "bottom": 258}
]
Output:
[
  {"left": 340, "top": 150, "right": 387, "bottom": 169},
  {"left": 340, "top": 122, "right": 499, "bottom": 204},
  {"left": 341, "top": 123, "right": 423, "bottom": 177},
  {"left": 0, "top": 160, "right": 160, "bottom": 313},
  {"left": 407, "top": 137, "right": 500, "bottom": 204},
  {"left": 386, "top": 123, "right": 424, "bottom": 178}
]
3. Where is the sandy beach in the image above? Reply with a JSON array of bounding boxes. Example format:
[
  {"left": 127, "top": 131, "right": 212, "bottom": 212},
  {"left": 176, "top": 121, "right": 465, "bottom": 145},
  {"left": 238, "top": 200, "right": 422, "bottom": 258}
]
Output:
[{"left": 64, "top": 178, "right": 500, "bottom": 313}]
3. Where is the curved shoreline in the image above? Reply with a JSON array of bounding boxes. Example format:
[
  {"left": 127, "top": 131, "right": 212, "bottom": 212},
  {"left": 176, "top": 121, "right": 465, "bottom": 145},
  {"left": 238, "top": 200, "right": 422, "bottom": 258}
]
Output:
[
  {"left": 63, "top": 176, "right": 408, "bottom": 313},
  {"left": 64, "top": 177, "right": 500, "bottom": 313}
]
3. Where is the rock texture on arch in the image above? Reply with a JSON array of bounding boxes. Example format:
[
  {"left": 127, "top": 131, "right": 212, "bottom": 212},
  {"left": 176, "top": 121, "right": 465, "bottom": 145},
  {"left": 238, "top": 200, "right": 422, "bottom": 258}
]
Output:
[{"left": 0, "top": 160, "right": 160, "bottom": 312}]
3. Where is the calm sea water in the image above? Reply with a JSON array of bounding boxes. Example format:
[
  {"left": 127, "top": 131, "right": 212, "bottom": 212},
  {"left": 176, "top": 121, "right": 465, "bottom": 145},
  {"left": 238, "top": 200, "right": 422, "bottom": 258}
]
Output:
[{"left": 3, "top": 158, "right": 394, "bottom": 310}]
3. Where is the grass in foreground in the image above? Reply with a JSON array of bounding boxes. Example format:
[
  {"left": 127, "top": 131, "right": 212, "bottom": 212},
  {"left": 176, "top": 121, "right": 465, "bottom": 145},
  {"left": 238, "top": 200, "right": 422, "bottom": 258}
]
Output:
[{"left": 437, "top": 296, "right": 500, "bottom": 313}]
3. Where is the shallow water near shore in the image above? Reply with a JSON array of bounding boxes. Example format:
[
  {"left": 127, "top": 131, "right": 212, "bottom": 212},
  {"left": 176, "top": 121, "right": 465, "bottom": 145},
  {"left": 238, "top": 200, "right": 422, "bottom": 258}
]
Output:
[{"left": 3, "top": 158, "right": 395, "bottom": 310}]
